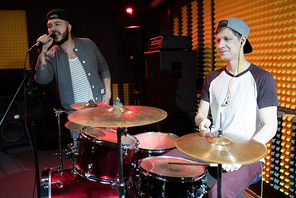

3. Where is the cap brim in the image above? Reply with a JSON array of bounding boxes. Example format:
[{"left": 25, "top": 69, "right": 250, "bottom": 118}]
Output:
[{"left": 244, "top": 39, "right": 252, "bottom": 54}]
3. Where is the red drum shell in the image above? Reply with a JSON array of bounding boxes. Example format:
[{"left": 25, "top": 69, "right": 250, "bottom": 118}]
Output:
[{"left": 74, "top": 127, "right": 138, "bottom": 183}]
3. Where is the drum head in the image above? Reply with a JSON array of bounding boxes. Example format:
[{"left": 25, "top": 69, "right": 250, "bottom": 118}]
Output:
[
  {"left": 139, "top": 156, "right": 205, "bottom": 178},
  {"left": 135, "top": 132, "right": 178, "bottom": 150},
  {"left": 83, "top": 127, "right": 137, "bottom": 146}
]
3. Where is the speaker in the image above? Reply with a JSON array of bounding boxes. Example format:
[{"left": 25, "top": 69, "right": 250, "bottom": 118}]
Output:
[
  {"left": 144, "top": 50, "right": 197, "bottom": 136},
  {"left": 0, "top": 92, "right": 49, "bottom": 147},
  {"left": 115, "top": 26, "right": 147, "bottom": 84}
]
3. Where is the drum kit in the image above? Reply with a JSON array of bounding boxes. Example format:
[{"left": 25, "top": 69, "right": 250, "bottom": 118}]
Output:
[{"left": 41, "top": 98, "right": 268, "bottom": 198}]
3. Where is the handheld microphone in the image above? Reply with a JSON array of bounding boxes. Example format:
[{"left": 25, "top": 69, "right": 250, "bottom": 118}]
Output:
[
  {"left": 35, "top": 33, "right": 56, "bottom": 47},
  {"left": 28, "top": 33, "right": 56, "bottom": 51}
]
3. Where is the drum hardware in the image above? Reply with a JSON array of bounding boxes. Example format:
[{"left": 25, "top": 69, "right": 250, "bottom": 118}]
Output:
[
  {"left": 176, "top": 113, "right": 267, "bottom": 198},
  {"left": 53, "top": 108, "right": 66, "bottom": 172},
  {"left": 63, "top": 134, "right": 81, "bottom": 160},
  {"left": 63, "top": 143, "right": 78, "bottom": 160}
]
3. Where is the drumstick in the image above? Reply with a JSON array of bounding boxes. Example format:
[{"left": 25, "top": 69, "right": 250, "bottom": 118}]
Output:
[{"left": 168, "top": 162, "right": 218, "bottom": 167}]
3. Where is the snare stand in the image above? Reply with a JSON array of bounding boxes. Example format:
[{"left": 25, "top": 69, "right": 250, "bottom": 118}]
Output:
[{"left": 116, "top": 127, "right": 128, "bottom": 198}]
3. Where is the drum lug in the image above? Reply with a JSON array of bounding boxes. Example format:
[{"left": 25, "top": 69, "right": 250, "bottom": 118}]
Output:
[
  {"left": 52, "top": 180, "right": 64, "bottom": 189},
  {"left": 85, "top": 163, "right": 93, "bottom": 178},
  {"left": 91, "top": 146, "right": 96, "bottom": 153},
  {"left": 122, "top": 146, "right": 128, "bottom": 159}
]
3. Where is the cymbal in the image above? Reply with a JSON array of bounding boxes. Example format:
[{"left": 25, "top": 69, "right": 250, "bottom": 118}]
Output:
[
  {"left": 65, "top": 121, "right": 85, "bottom": 131},
  {"left": 71, "top": 101, "right": 109, "bottom": 110},
  {"left": 176, "top": 133, "right": 267, "bottom": 164},
  {"left": 68, "top": 105, "right": 167, "bottom": 128}
]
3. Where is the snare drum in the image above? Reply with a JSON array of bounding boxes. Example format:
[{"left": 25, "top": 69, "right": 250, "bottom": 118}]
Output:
[
  {"left": 74, "top": 127, "right": 139, "bottom": 183},
  {"left": 137, "top": 156, "right": 207, "bottom": 198}
]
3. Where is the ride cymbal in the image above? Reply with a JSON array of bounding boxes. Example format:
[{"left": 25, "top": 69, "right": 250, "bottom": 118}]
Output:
[
  {"left": 68, "top": 105, "right": 167, "bottom": 128},
  {"left": 176, "top": 133, "right": 267, "bottom": 164}
]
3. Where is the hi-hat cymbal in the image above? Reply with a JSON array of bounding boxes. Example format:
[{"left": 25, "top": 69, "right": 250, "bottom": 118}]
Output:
[
  {"left": 176, "top": 133, "right": 267, "bottom": 164},
  {"left": 65, "top": 121, "right": 85, "bottom": 131},
  {"left": 68, "top": 105, "right": 167, "bottom": 128},
  {"left": 71, "top": 101, "right": 109, "bottom": 110}
]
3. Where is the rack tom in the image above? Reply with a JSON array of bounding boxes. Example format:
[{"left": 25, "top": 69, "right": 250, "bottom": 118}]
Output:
[{"left": 74, "top": 127, "right": 139, "bottom": 184}]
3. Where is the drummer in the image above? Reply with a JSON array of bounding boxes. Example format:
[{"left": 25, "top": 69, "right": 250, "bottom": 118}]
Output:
[
  {"left": 34, "top": 9, "right": 111, "bottom": 147},
  {"left": 164, "top": 17, "right": 278, "bottom": 197}
]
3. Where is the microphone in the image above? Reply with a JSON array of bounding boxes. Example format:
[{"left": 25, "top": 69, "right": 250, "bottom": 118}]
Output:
[
  {"left": 28, "top": 33, "right": 56, "bottom": 51},
  {"left": 35, "top": 33, "right": 56, "bottom": 47}
]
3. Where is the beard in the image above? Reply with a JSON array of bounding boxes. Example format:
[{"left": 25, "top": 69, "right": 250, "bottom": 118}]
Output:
[{"left": 54, "top": 27, "right": 69, "bottom": 46}]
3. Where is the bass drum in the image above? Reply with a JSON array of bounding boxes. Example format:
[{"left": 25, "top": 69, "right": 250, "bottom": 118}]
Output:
[
  {"left": 40, "top": 168, "right": 119, "bottom": 198},
  {"left": 137, "top": 156, "right": 207, "bottom": 198},
  {"left": 74, "top": 127, "right": 139, "bottom": 184}
]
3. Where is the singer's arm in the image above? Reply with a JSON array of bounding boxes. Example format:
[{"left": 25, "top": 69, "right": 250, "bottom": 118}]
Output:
[
  {"left": 34, "top": 50, "right": 55, "bottom": 85},
  {"left": 34, "top": 34, "right": 55, "bottom": 85}
]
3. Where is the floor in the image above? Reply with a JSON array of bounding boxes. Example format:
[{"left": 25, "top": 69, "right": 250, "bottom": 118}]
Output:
[{"left": 0, "top": 141, "right": 252, "bottom": 198}]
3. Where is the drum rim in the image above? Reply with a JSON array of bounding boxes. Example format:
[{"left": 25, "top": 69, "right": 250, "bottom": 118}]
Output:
[
  {"left": 139, "top": 156, "right": 206, "bottom": 183},
  {"left": 135, "top": 131, "right": 179, "bottom": 139},
  {"left": 138, "top": 147, "right": 175, "bottom": 154},
  {"left": 73, "top": 165, "right": 130, "bottom": 184}
]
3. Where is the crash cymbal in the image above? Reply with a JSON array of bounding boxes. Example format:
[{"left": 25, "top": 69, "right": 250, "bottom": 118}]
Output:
[
  {"left": 176, "top": 133, "right": 267, "bottom": 164},
  {"left": 71, "top": 101, "right": 109, "bottom": 110},
  {"left": 68, "top": 105, "right": 167, "bottom": 128},
  {"left": 65, "top": 121, "right": 85, "bottom": 131}
]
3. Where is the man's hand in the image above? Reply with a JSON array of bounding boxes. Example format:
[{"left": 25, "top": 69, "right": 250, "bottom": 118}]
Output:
[
  {"left": 222, "top": 164, "right": 242, "bottom": 172},
  {"left": 36, "top": 34, "right": 54, "bottom": 52},
  {"left": 199, "top": 119, "right": 211, "bottom": 132}
]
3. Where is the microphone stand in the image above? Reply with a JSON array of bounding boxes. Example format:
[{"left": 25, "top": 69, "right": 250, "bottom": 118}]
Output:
[{"left": 26, "top": 68, "right": 41, "bottom": 198}]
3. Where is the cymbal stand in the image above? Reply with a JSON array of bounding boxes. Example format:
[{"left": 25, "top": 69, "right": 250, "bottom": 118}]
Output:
[
  {"left": 116, "top": 127, "right": 127, "bottom": 198},
  {"left": 217, "top": 113, "right": 223, "bottom": 198},
  {"left": 53, "top": 108, "right": 64, "bottom": 172}
]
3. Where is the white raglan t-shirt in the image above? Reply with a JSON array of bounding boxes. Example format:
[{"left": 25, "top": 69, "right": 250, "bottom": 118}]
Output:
[{"left": 201, "top": 63, "right": 279, "bottom": 139}]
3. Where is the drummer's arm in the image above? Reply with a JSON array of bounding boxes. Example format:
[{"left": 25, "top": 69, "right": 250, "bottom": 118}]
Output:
[
  {"left": 195, "top": 99, "right": 211, "bottom": 132},
  {"left": 252, "top": 106, "right": 278, "bottom": 145}
]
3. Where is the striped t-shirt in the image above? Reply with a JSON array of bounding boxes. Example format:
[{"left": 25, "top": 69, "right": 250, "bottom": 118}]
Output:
[{"left": 69, "top": 57, "right": 94, "bottom": 103}]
